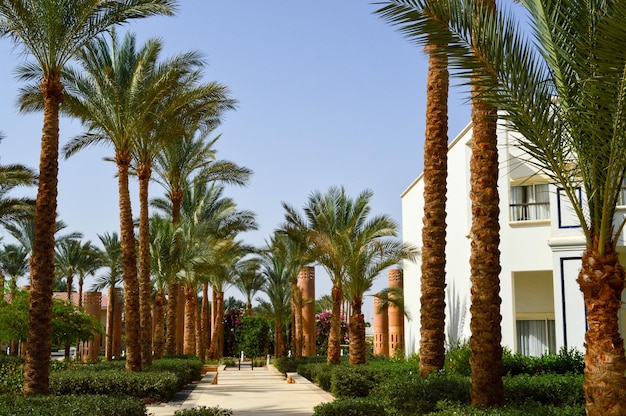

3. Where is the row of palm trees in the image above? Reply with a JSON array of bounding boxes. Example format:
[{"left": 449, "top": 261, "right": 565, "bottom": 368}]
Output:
[{"left": 378, "top": 0, "right": 626, "bottom": 414}]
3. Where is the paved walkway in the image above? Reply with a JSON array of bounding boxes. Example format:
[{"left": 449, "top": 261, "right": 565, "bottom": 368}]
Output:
[{"left": 147, "top": 365, "right": 334, "bottom": 416}]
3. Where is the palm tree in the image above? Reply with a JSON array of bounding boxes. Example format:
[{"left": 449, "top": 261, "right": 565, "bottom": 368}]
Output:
[
  {"left": 282, "top": 186, "right": 378, "bottom": 365},
  {"left": 91, "top": 232, "right": 122, "bottom": 361},
  {"left": 343, "top": 225, "right": 418, "bottom": 365},
  {"left": 258, "top": 236, "right": 293, "bottom": 357},
  {"left": 60, "top": 29, "right": 181, "bottom": 371},
  {"left": 377, "top": 0, "right": 626, "bottom": 413},
  {"left": 418, "top": 12, "right": 450, "bottom": 377},
  {"left": 233, "top": 258, "right": 265, "bottom": 314},
  {"left": 54, "top": 239, "right": 83, "bottom": 304},
  {"left": 130, "top": 39, "right": 236, "bottom": 366},
  {"left": 316, "top": 294, "right": 333, "bottom": 313},
  {"left": 74, "top": 241, "right": 102, "bottom": 308},
  {"left": 0, "top": 0, "right": 176, "bottom": 392},
  {"left": 0, "top": 244, "right": 28, "bottom": 299},
  {"left": 152, "top": 133, "right": 250, "bottom": 355},
  {"left": 265, "top": 231, "right": 310, "bottom": 360}
]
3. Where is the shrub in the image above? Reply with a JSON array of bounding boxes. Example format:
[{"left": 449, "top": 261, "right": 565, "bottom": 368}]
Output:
[
  {"left": 313, "top": 364, "right": 334, "bottom": 392},
  {"left": 50, "top": 369, "right": 180, "bottom": 401},
  {"left": 0, "top": 394, "right": 145, "bottom": 416},
  {"left": 148, "top": 356, "right": 203, "bottom": 386},
  {"left": 313, "top": 397, "right": 386, "bottom": 416},
  {"left": 371, "top": 372, "right": 470, "bottom": 416},
  {"left": 174, "top": 406, "right": 234, "bottom": 416},
  {"left": 273, "top": 356, "right": 299, "bottom": 373},
  {"left": 0, "top": 356, "right": 23, "bottom": 394},
  {"left": 330, "top": 365, "right": 388, "bottom": 398},
  {"left": 316, "top": 311, "right": 348, "bottom": 355},
  {"left": 235, "top": 315, "right": 269, "bottom": 359},
  {"left": 444, "top": 340, "right": 471, "bottom": 376},
  {"left": 432, "top": 400, "right": 585, "bottom": 415},
  {"left": 504, "top": 374, "right": 584, "bottom": 406}
]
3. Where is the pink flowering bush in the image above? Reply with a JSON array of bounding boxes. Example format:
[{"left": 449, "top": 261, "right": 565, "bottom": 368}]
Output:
[{"left": 315, "top": 310, "right": 348, "bottom": 355}]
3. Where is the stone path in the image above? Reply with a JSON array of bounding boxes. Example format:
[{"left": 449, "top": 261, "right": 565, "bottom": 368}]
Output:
[{"left": 147, "top": 365, "right": 334, "bottom": 416}]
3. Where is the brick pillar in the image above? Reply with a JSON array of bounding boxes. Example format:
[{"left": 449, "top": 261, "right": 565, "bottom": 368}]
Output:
[
  {"left": 298, "top": 266, "right": 316, "bottom": 356},
  {"left": 108, "top": 288, "right": 123, "bottom": 358},
  {"left": 373, "top": 295, "right": 389, "bottom": 356},
  {"left": 388, "top": 269, "right": 404, "bottom": 355},
  {"left": 83, "top": 291, "right": 102, "bottom": 362}
]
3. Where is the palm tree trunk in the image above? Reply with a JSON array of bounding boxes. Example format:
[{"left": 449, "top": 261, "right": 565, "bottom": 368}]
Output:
[
  {"left": 183, "top": 284, "right": 196, "bottom": 355},
  {"left": 349, "top": 297, "right": 366, "bottom": 365},
  {"left": 137, "top": 164, "right": 153, "bottom": 366},
  {"left": 153, "top": 291, "right": 166, "bottom": 360},
  {"left": 327, "top": 284, "right": 343, "bottom": 365},
  {"left": 23, "top": 74, "right": 62, "bottom": 395},
  {"left": 165, "top": 281, "right": 180, "bottom": 355},
  {"left": 195, "top": 296, "right": 202, "bottom": 358},
  {"left": 275, "top": 321, "right": 286, "bottom": 358},
  {"left": 577, "top": 243, "right": 626, "bottom": 415},
  {"left": 420, "top": 42, "right": 449, "bottom": 378},
  {"left": 106, "top": 286, "right": 115, "bottom": 361},
  {"left": 200, "top": 282, "right": 210, "bottom": 362},
  {"left": 207, "top": 291, "right": 224, "bottom": 360},
  {"left": 116, "top": 149, "right": 141, "bottom": 372},
  {"left": 469, "top": 0, "right": 504, "bottom": 404},
  {"left": 65, "top": 276, "right": 73, "bottom": 359}
]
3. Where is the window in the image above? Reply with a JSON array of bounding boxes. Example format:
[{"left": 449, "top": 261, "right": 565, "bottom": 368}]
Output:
[
  {"left": 516, "top": 319, "right": 556, "bottom": 357},
  {"left": 510, "top": 183, "right": 550, "bottom": 221}
]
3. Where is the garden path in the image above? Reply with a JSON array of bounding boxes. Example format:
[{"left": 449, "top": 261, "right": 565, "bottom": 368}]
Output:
[{"left": 147, "top": 364, "right": 334, "bottom": 416}]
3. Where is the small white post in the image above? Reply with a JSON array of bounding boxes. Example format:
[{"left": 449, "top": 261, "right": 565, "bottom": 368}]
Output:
[{"left": 266, "top": 354, "right": 270, "bottom": 366}]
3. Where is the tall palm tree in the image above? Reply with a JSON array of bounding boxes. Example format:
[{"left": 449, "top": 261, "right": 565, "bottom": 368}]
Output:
[
  {"left": 130, "top": 41, "right": 236, "bottom": 366},
  {"left": 258, "top": 236, "right": 293, "bottom": 358},
  {"left": 418, "top": 20, "right": 450, "bottom": 377},
  {"left": 265, "top": 231, "right": 310, "bottom": 360},
  {"left": 75, "top": 241, "right": 102, "bottom": 308},
  {"left": 205, "top": 240, "right": 256, "bottom": 360},
  {"left": 54, "top": 239, "right": 83, "bottom": 304},
  {"left": 343, "top": 224, "right": 418, "bottom": 365},
  {"left": 91, "top": 232, "right": 122, "bottom": 361},
  {"left": 60, "top": 29, "right": 185, "bottom": 371},
  {"left": 282, "top": 186, "right": 376, "bottom": 365},
  {"left": 152, "top": 133, "right": 250, "bottom": 355},
  {"left": 233, "top": 258, "right": 264, "bottom": 314},
  {"left": 149, "top": 215, "right": 177, "bottom": 359},
  {"left": 377, "top": 0, "right": 626, "bottom": 413},
  {"left": 0, "top": 0, "right": 177, "bottom": 392}
]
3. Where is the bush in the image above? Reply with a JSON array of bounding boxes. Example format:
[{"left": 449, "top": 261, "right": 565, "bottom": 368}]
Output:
[
  {"left": 174, "top": 406, "right": 234, "bottom": 416},
  {"left": 330, "top": 365, "right": 388, "bottom": 398},
  {"left": 148, "top": 356, "right": 203, "bottom": 386},
  {"left": 0, "top": 394, "right": 145, "bottom": 416},
  {"left": 445, "top": 340, "right": 471, "bottom": 376},
  {"left": 50, "top": 369, "right": 180, "bottom": 402},
  {"left": 371, "top": 372, "right": 470, "bottom": 416},
  {"left": 504, "top": 374, "right": 584, "bottom": 406},
  {"left": 235, "top": 315, "right": 269, "bottom": 359},
  {"left": 273, "top": 356, "right": 299, "bottom": 373},
  {"left": 313, "top": 365, "right": 334, "bottom": 392},
  {"left": 313, "top": 397, "right": 386, "bottom": 416},
  {"left": 432, "top": 400, "right": 585, "bottom": 415},
  {"left": 0, "top": 356, "right": 23, "bottom": 394}
]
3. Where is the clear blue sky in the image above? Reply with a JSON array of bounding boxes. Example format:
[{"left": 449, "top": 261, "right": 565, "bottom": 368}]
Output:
[{"left": 0, "top": 2, "right": 471, "bottom": 318}]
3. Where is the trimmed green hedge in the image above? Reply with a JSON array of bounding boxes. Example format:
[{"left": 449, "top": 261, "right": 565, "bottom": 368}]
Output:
[
  {"left": 313, "top": 397, "right": 386, "bottom": 416},
  {"left": 0, "top": 394, "right": 145, "bottom": 416},
  {"left": 432, "top": 400, "right": 585, "bottom": 415},
  {"left": 50, "top": 369, "right": 180, "bottom": 401}
]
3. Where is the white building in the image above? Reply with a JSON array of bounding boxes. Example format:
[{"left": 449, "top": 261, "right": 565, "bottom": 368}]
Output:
[{"left": 401, "top": 121, "right": 626, "bottom": 357}]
